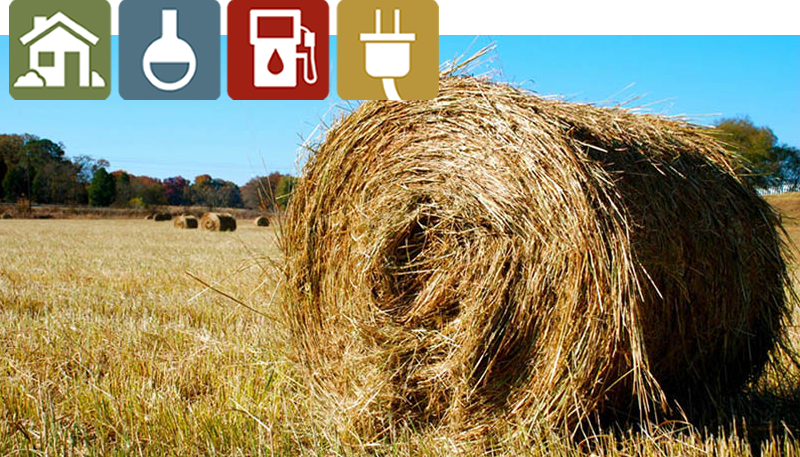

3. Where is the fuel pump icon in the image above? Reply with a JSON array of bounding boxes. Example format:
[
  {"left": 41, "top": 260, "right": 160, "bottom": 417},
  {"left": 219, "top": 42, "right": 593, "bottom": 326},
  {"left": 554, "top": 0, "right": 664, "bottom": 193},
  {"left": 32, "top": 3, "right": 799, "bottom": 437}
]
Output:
[{"left": 250, "top": 10, "right": 318, "bottom": 88}]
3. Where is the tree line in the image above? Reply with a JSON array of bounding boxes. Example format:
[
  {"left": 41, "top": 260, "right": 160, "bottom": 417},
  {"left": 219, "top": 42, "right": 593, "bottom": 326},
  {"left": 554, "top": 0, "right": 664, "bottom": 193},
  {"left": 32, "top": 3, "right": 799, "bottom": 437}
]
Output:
[
  {"left": 3, "top": 121, "right": 797, "bottom": 208},
  {"left": 0, "top": 134, "right": 297, "bottom": 210},
  {"left": 713, "top": 117, "right": 800, "bottom": 192}
]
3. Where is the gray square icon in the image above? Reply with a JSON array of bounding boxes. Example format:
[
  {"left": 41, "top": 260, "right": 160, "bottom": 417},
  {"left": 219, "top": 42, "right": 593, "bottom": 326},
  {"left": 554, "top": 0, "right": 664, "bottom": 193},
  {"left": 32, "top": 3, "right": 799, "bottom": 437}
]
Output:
[{"left": 119, "top": 0, "right": 220, "bottom": 100}]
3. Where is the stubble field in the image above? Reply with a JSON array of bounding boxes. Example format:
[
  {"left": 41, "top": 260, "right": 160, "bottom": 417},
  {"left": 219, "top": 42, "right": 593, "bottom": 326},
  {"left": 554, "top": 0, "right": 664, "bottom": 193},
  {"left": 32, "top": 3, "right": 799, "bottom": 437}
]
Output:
[{"left": 0, "top": 205, "right": 799, "bottom": 456}]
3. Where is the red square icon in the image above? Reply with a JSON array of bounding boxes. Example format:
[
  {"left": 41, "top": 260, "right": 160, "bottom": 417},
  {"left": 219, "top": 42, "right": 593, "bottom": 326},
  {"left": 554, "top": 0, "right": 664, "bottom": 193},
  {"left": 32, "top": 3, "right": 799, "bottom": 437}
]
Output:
[{"left": 228, "top": 0, "right": 329, "bottom": 100}]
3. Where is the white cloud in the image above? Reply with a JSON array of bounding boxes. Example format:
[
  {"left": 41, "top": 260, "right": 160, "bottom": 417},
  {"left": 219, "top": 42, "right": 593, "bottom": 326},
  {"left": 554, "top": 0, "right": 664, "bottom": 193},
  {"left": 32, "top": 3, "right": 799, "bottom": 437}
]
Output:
[{"left": 13, "top": 71, "right": 45, "bottom": 88}]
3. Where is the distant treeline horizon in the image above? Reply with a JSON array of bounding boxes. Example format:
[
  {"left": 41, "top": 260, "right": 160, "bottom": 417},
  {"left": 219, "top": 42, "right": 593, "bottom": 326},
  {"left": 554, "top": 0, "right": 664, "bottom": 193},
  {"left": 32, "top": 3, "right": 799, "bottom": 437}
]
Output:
[
  {"left": 0, "top": 133, "right": 296, "bottom": 210},
  {"left": 4, "top": 115, "right": 799, "bottom": 210}
]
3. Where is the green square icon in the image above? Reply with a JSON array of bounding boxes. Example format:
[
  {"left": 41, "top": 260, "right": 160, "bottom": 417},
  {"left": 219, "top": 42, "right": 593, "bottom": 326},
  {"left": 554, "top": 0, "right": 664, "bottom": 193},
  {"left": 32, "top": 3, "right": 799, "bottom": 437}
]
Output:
[{"left": 9, "top": 0, "right": 112, "bottom": 100}]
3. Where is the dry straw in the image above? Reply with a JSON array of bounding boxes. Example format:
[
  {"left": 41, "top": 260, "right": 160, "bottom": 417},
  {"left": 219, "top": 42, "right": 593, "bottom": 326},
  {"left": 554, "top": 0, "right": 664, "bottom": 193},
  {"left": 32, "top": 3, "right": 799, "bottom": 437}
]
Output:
[
  {"left": 201, "top": 212, "right": 237, "bottom": 232},
  {"left": 279, "top": 75, "right": 795, "bottom": 440},
  {"left": 174, "top": 214, "right": 198, "bottom": 229},
  {"left": 254, "top": 216, "right": 270, "bottom": 227}
]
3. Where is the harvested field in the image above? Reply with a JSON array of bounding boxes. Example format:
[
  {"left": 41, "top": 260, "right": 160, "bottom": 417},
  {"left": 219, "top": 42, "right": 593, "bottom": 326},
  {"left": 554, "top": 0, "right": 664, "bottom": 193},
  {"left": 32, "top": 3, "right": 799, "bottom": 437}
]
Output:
[
  {"left": 0, "top": 217, "right": 798, "bottom": 455},
  {"left": 0, "top": 204, "right": 262, "bottom": 220}
]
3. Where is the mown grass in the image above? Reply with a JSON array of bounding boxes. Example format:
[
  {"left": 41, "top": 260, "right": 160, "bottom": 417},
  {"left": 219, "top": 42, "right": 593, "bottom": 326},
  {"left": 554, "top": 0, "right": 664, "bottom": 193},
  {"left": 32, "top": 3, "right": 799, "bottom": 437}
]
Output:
[{"left": 0, "top": 216, "right": 799, "bottom": 456}]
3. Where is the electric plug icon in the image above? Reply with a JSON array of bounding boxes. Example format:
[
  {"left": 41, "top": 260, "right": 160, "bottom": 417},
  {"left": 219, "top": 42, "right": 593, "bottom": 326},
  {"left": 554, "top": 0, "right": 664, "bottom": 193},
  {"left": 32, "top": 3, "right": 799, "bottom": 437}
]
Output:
[{"left": 359, "top": 9, "right": 415, "bottom": 100}]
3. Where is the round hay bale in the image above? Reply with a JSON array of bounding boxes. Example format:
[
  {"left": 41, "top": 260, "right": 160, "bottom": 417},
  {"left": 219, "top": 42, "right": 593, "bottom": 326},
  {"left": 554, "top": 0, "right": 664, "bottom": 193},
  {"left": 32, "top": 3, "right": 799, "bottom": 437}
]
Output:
[
  {"left": 145, "top": 213, "right": 154, "bottom": 220},
  {"left": 174, "top": 214, "right": 198, "bottom": 229},
  {"left": 280, "top": 77, "right": 792, "bottom": 436},
  {"left": 201, "top": 212, "right": 237, "bottom": 232},
  {"left": 153, "top": 213, "right": 172, "bottom": 222},
  {"left": 1, "top": 213, "right": 12, "bottom": 219},
  {"left": 254, "top": 216, "right": 270, "bottom": 227}
]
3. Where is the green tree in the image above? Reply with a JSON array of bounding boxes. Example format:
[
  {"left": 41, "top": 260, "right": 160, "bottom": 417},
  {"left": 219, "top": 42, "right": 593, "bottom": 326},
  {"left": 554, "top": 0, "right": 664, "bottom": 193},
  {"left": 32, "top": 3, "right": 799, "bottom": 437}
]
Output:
[
  {"left": 773, "top": 144, "right": 800, "bottom": 191},
  {"left": 141, "top": 182, "right": 168, "bottom": 206},
  {"left": 24, "top": 139, "right": 66, "bottom": 168},
  {"left": 0, "top": 159, "right": 7, "bottom": 195},
  {"left": 0, "top": 134, "right": 30, "bottom": 169},
  {"left": 714, "top": 117, "right": 779, "bottom": 188},
  {"left": 275, "top": 175, "right": 297, "bottom": 210},
  {"left": 73, "top": 155, "right": 110, "bottom": 184},
  {"left": 189, "top": 175, "right": 243, "bottom": 208},
  {"left": 2, "top": 164, "right": 30, "bottom": 201},
  {"left": 32, "top": 161, "right": 88, "bottom": 204},
  {"left": 88, "top": 168, "right": 116, "bottom": 207}
]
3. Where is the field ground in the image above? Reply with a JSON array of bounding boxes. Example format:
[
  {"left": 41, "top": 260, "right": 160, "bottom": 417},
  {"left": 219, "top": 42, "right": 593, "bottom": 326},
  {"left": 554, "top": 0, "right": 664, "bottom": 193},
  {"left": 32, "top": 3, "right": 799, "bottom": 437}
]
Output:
[
  {"left": 0, "top": 201, "right": 799, "bottom": 455},
  {"left": 0, "top": 203, "right": 263, "bottom": 220}
]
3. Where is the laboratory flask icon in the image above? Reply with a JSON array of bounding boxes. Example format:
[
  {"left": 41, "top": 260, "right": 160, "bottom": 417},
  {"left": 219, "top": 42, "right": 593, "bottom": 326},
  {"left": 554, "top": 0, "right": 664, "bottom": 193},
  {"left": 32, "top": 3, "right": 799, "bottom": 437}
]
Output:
[
  {"left": 119, "top": 0, "right": 220, "bottom": 100},
  {"left": 143, "top": 9, "right": 197, "bottom": 91}
]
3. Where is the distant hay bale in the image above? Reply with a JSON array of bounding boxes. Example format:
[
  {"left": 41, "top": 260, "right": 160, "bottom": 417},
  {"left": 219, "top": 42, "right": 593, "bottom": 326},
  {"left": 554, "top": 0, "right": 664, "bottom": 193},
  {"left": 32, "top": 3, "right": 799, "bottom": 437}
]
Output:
[
  {"left": 153, "top": 213, "right": 172, "bottom": 222},
  {"left": 145, "top": 213, "right": 154, "bottom": 220},
  {"left": 280, "top": 76, "right": 793, "bottom": 437},
  {"left": 173, "top": 214, "right": 198, "bottom": 229},
  {"left": 1, "top": 213, "right": 12, "bottom": 219},
  {"left": 201, "top": 212, "right": 237, "bottom": 232},
  {"left": 254, "top": 216, "right": 270, "bottom": 227}
]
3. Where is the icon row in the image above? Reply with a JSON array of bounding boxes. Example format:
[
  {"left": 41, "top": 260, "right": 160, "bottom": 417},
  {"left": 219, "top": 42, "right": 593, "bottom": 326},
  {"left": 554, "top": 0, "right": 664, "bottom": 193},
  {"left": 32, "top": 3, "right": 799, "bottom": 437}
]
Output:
[{"left": 8, "top": 0, "right": 439, "bottom": 101}]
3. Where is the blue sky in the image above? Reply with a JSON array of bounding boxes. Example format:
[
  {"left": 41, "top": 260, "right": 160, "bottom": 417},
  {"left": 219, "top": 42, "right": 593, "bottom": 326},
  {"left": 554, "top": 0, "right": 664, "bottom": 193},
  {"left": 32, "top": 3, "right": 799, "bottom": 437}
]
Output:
[{"left": 1, "top": 35, "right": 798, "bottom": 185}]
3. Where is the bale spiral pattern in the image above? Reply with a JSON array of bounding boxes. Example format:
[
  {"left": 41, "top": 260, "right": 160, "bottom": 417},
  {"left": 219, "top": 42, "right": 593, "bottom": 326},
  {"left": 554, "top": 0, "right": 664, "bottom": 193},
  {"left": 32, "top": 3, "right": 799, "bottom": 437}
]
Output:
[
  {"left": 281, "top": 77, "right": 791, "bottom": 436},
  {"left": 201, "top": 212, "right": 237, "bottom": 232}
]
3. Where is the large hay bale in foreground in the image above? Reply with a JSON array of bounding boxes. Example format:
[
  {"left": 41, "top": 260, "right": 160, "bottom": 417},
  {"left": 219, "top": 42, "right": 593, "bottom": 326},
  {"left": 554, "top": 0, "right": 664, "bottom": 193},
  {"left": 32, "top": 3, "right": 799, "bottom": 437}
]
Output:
[
  {"left": 174, "top": 214, "right": 198, "bottom": 229},
  {"left": 201, "top": 212, "right": 236, "bottom": 232},
  {"left": 153, "top": 213, "right": 172, "bottom": 222},
  {"left": 280, "top": 77, "right": 792, "bottom": 437},
  {"left": 254, "top": 216, "right": 270, "bottom": 227}
]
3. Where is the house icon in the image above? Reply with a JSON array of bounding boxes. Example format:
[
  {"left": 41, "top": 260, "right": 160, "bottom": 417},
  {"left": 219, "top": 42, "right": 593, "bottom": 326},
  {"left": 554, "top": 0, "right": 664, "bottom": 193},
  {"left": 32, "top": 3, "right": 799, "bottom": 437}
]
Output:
[{"left": 14, "top": 12, "right": 106, "bottom": 88}]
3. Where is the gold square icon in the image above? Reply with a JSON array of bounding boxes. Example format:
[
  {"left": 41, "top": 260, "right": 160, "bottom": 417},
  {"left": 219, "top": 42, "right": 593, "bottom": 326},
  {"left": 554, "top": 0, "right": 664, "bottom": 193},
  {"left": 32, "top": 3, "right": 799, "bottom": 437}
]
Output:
[{"left": 337, "top": 0, "right": 439, "bottom": 101}]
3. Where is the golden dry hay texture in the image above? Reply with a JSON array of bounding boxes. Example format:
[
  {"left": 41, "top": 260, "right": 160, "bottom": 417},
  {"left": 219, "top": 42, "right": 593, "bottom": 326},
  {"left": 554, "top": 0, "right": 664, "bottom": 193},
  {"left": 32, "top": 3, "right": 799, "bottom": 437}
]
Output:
[
  {"left": 174, "top": 214, "right": 199, "bottom": 229},
  {"left": 280, "top": 76, "right": 794, "bottom": 439},
  {"left": 255, "top": 216, "right": 270, "bottom": 227},
  {"left": 201, "top": 212, "right": 237, "bottom": 232},
  {"left": 0, "top": 219, "right": 797, "bottom": 455}
]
